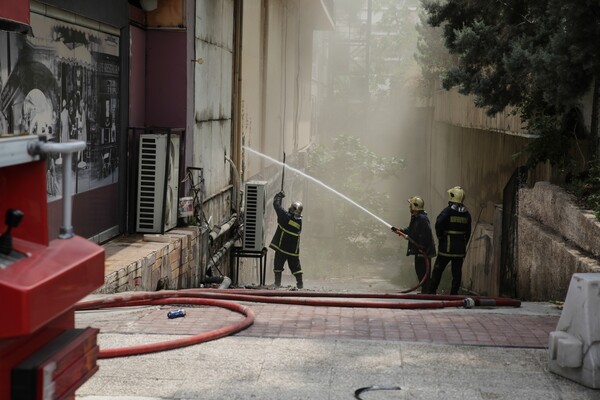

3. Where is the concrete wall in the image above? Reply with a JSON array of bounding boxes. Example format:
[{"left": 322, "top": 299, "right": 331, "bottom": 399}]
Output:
[
  {"left": 516, "top": 182, "right": 600, "bottom": 301},
  {"left": 145, "top": 30, "right": 187, "bottom": 128},
  {"left": 237, "top": 0, "right": 327, "bottom": 286},
  {"left": 242, "top": 0, "right": 317, "bottom": 180},
  {"left": 191, "top": 0, "right": 236, "bottom": 277},
  {"left": 428, "top": 122, "right": 540, "bottom": 227},
  {"left": 433, "top": 86, "right": 526, "bottom": 136},
  {"left": 427, "top": 89, "right": 558, "bottom": 299}
]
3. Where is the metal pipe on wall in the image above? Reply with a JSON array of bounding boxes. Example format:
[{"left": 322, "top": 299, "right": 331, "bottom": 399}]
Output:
[{"left": 209, "top": 213, "right": 237, "bottom": 243}]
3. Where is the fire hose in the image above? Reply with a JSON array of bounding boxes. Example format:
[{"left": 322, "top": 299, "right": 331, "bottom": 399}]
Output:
[
  {"left": 75, "top": 288, "right": 520, "bottom": 358},
  {"left": 76, "top": 294, "right": 255, "bottom": 359},
  {"left": 390, "top": 226, "right": 431, "bottom": 293}
]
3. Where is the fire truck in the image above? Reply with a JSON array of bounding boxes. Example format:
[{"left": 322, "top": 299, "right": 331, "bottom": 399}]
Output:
[{"left": 0, "top": 135, "right": 105, "bottom": 400}]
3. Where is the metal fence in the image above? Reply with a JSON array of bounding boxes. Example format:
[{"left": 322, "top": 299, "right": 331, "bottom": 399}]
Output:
[{"left": 500, "top": 166, "right": 528, "bottom": 298}]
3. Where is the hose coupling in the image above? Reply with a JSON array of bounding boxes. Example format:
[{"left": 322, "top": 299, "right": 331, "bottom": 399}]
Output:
[{"left": 463, "top": 297, "right": 475, "bottom": 309}]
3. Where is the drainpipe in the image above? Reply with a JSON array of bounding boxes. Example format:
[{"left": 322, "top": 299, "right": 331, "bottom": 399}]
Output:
[
  {"left": 202, "top": 234, "right": 237, "bottom": 287},
  {"left": 225, "top": 156, "right": 242, "bottom": 216}
]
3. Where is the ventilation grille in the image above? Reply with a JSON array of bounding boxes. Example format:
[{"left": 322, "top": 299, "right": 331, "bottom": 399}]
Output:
[
  {"left": 136, "top": 134, "right": 179, "bottom": 233},
  {"left": 243, "top": 181, "right": 267, "bottom": 251}
]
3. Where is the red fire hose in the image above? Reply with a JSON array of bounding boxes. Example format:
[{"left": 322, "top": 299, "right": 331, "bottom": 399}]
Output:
[
  {"left": 391, "top": 227, "right": 432, "bottom": 293},
  {"left": 76, "top": 286, "right": 520, "bottom": 358},
  {"left": 76, "top": 295, "right": 255, "bottom": 359}
]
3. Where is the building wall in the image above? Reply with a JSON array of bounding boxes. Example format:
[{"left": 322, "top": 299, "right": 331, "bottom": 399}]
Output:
[
  {"left": 428, "top": 122, "right": 540, "bottom": 227},
  {"left": 433, "top": 86, "right": 527, "bottom": 137},
  {"left": 129, "top": 25, "right": 146, "bottom": 128},
  {"left": 242, "top": 0, "right": 316, "bottom": 182},
  {"left": 237, "top": 0, "right": 328, "bottom": 285},
  {"left": 145, "top": 30, "right": 186, "bottom": 128},
  {"left": 192, "top": 0, "right": 235, "bottom": 244}
]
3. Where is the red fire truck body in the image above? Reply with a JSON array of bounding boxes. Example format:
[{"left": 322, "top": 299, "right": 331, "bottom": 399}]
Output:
[{"left": 0, "top": 135, "right": 105, "bottom": 400}]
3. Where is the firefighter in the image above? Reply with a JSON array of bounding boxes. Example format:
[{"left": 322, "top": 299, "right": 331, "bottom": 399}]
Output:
[
  {"left": 391, "top": 196, "right": 436, "bottom": 293},
  {"left": 428, "top": 186, "right": 472, "bottom": 295},
  {"left": 269, "top": 190, "right": 304, "bottom": 289}
]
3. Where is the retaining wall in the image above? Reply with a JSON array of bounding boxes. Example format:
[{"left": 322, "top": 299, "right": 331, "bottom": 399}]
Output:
[{"left": 516, "top": 182, "right": 600, "bottom": 301}]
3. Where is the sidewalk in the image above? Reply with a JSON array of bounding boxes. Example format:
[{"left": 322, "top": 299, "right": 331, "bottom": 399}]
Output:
[
  {"left": 74, "top": 291, "right": 598, "bottom": 400},
  {"left": 76, "top": 237, "right": 599, "bottom": 399}
]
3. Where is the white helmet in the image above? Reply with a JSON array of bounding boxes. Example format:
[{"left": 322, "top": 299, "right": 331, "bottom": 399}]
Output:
[{"left": 289, "top": 201, "right": 303, "bottom": 217}]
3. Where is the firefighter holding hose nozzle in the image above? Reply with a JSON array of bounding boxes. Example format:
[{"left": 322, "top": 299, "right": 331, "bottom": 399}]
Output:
[
  {"left": 269, "top": 190, "right": 304, "bottom": 289},
  {"left": 427, "top": 186, "right": 472, "bottom": 295},
  {"left": 391, "top": 196, "right": 436, "bottom": 293}
]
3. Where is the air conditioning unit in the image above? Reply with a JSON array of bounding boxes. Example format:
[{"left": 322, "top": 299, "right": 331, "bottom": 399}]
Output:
[
  {"left": 136, "top": 134, "right": 180, "bottom": 233},
  {"left": 243, "top": 181, "right": 267, "bottom": 251}
]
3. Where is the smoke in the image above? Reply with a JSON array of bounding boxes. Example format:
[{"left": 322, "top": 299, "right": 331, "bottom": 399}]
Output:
[
  {"left": 267, "top": 0, "right": 434, "bottom": 292},
  {"left": 242, "top": 0, "right": 458, "bottom": 293}
]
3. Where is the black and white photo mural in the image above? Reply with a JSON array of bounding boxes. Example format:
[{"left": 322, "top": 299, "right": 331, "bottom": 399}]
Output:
[{"left": 0, "top": 12, "right": 120, "bottom": 200}]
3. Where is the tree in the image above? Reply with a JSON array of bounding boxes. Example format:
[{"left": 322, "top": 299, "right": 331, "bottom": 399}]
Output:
[
  {"left": 414, "top": 5, "right": 457, "bottom": 97},
  {"left": 420, "top": 0, "right": 600, "bottom": 169}
]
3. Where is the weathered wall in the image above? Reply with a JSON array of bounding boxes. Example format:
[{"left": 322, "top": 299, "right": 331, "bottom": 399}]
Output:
[
  {"left": 461, "top": 223, "right": 497, "bottom": 296},
  {"left": 516, "top": 182, "right": 600, "bottom": 301},
  {"left": 428, "top": 122, "right": 540, "bottom": 227},
  {"left": 242, "top": 0, "right": 318, "bottom": 180},
  {"left": 192, "top": 0, "right": 236, "bottom": 277}
]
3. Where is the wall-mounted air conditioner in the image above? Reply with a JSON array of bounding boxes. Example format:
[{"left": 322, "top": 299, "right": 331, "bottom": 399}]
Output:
[
  {"left": 243, "top": 181, "right": 267, "bottom": 251},
  {"left": 136, "top": 133, "right": 180, "bottom": 233}
]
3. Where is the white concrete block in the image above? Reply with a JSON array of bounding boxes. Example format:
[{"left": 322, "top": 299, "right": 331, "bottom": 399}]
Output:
[
  {"left": 549, "top": 331, "right": 583, "bottom": 368},
  {"left": 549, "top": 273, "right": 600, "bottom": 388}
]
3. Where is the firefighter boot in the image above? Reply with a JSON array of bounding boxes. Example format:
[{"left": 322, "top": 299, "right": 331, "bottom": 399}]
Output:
[
  {"left": 296, "top": 274, "right": 303, "bottom": 290},
  {"left": 273, "top": 272, "right": 282, "bottom": 288}
]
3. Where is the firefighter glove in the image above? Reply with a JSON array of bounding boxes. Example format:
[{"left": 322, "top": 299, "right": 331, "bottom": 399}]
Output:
[{"left": 276, "top": 190, "right": 285, "bottom": 198}]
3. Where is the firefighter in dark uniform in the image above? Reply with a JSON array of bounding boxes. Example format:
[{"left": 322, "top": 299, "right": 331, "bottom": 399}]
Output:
[
  {"left": 391, "top": 196, "right": 436, "bottom": 293},
  {"left": 428, "top": 186, "right": 472, "bottom": 295},
  {"left": 269, "top": 190, "right": 304, "bottom": 289}
]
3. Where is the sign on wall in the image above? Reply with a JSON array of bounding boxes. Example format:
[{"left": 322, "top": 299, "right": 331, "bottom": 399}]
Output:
[{"left": 0, "top": 12, "right": 120, "bottom": 200}]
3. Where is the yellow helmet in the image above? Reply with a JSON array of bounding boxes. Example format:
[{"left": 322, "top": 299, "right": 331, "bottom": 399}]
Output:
[
  {"left": 408, "top": 196, "right": 424, "bottom": 211},
  {"left": 447, "top": 186, "right": 465, "bottom": 203}
]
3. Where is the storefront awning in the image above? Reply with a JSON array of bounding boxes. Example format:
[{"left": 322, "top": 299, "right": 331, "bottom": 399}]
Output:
[{"left": 0, "top": 1, "right": 33, "bottom": 35}]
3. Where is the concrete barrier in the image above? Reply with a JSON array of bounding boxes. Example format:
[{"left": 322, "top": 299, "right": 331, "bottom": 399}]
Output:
[{"left": 549, "top": 273, "right": 600, "bottom": 389}]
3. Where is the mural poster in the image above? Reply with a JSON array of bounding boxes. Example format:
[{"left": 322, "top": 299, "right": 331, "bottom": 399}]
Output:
[{"left": 0, "top": 12, "right": 120, "bottom": 200}]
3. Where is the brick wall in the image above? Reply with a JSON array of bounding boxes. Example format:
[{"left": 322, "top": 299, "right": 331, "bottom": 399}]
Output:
[{"left": 96, "top": 227, "right": 201, "bottom": 294}]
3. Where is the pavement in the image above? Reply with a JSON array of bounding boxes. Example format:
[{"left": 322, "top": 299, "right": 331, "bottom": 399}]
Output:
[{"left": 73, "top": 288, "right": 599, "bottom": 400}]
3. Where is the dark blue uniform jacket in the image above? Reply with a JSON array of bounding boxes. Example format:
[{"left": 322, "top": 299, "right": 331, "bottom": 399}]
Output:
[
  {"left": 401, "top": 210, "right": 436, "bottom": 258},
  {"left": 269, "top": 194, "right": 302, "bottom": 257},
  {"left": 435, "top": 203, "right": 472, "bottom": 257}
]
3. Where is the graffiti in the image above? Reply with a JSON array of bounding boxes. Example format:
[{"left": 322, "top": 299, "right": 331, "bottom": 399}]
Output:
[{"left": 0, "top": 12, "right": 120, "bottom": 200}]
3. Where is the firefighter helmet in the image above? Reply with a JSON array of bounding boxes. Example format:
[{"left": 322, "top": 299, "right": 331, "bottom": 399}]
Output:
[
  {"left": 289, "top": 201, "right": 303, "bottom": 217},
  {"left": 407, "top": 196, "right": 424, "bottom": 211},
  {"left": 447, "top": 186, "right": 465, "bottom": 203}
]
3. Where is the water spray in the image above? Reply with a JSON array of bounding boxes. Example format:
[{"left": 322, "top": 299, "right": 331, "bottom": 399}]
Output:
[{"left": 243, "top": 146, "right": 393, "bottom": 229}]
